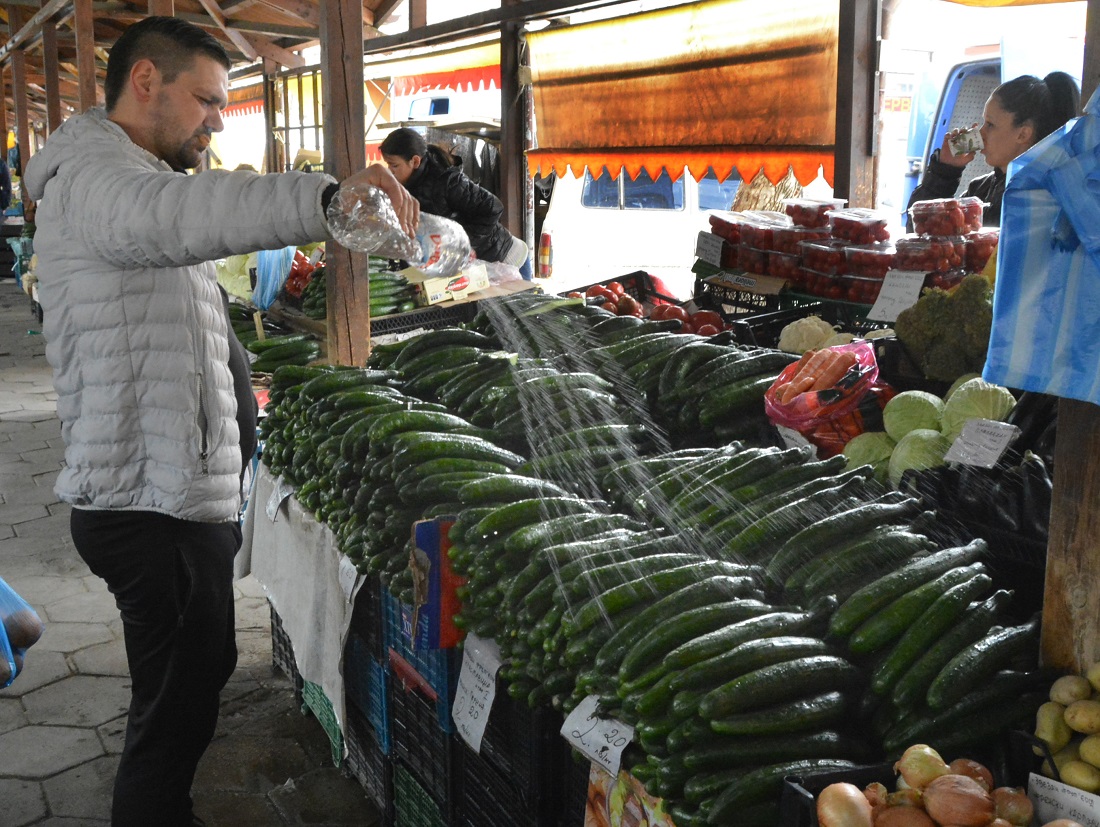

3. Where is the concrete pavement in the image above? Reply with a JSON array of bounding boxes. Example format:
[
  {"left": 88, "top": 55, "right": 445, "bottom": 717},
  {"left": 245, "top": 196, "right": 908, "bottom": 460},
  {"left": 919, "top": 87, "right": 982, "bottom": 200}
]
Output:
[{"left": 0, "top": 279, "right": 381, "bottom": 826}]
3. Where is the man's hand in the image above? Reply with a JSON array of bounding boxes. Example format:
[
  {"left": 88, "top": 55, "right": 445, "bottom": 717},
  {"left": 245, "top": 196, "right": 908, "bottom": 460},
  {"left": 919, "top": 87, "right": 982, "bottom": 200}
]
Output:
[{"left": 341, "top": 163, "right": 419, "bottom": 237}]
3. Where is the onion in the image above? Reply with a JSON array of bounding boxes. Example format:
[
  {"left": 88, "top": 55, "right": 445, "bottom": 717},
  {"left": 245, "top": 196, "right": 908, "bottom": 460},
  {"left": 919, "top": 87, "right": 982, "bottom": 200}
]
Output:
[
  {"left": 991, "top": 786, "right": 1033, "bottom": 826},
  {"left": 864, "top": 782, "right": 889, "bottom": 809},
  {"left": 989, "top": 820, "right": 1014, "bottom": 827},
  {"left": 885, "top": 789, "right": 923, "bottom": 808},
  {"left": 873, "top": 806, "right": 936, "bottom": 827},
  {"left": 895, "top": 744, "right": 951, "bottom": 790},
  {"left": 817, "top": 782, "right": 874, "bottom": 827},
  {"left": 922, "top": 774, "right": 995, "bottom": 827},
  {"left": 948, "top": 758, "right": 994, "bottom": 791}
]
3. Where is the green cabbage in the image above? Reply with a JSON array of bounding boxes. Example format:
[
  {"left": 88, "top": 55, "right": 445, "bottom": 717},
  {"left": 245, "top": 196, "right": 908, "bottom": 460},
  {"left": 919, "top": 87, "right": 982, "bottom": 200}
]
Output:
[
  {"left": 946, "top": 372, "right": 981, "bottom": 400},
  {"left": 883, "top": 390, "right": 945, "bottom": 442},
  {"left": 842, "top": 431, "right": 896, "bottom": 484},
  {"left": 940, "top": 378, "right": 1017, "bottom": 440},
  {"left": 888, "top": 428, "right": 951, "bottom": 487}
]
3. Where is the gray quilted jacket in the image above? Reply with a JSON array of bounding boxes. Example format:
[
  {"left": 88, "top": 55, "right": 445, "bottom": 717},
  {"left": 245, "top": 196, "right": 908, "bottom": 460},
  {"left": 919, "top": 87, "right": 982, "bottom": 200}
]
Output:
[{"left": 23, "top": 107, "right": 335, "bottom": 522}]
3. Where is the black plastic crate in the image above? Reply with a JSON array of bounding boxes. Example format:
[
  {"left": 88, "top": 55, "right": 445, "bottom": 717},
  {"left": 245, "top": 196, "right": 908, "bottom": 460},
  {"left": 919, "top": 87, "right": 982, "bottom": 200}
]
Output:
[
  {"left": 394, "top": 761, "right": 450, "bottom": 827},
  {"left": 576, "top": 270, "right": 681, "bottom": 307},
  {"left": 370, "top": 301, "right": 478, "bottom": 336},
  {"left": 350, "top": 573, "right": 384, "bottom": 661},
  {"left": 558, "top": 749, "right": 592, "bottom": 827},
  {"left": 872, "top": 337, "right": 953, "bottom": 396},
  {"left": 779, "top": 763, "right": 894, "bottom": 827},
  {"left": 456, "top": 740, "right": 556, "bottom": 827},
  {"left": 478, "top": 687, "right": 560, "bottom": 809},
  {"left": 344, "top": 632, "right": 391, "bottom": 754},
  {"left": 345, "top": 708, "right": 394, "bottom": 825},
  {"left": 389, "top": 670, "right": 460, "bottom": 809}
]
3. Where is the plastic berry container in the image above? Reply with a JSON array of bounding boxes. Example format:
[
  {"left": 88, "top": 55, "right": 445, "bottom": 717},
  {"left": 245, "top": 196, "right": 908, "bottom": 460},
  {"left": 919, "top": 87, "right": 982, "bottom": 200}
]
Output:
[
  {"left": 719, "top": 239, "right": 739, "bottom": 269},
  {"left": 827, "top": 208, "right": 892, "bottom": 244},
  {"left": 799, "top": 239, "right": 851, "bottom": 276},
  {"left": 739, "top": 214, "right": 793, "bottom": 251},
  {"left": 767, "top": 251, "right": 803, "bottom": 280},
  {"left": 708, "top": 211, "right": 749, "bottom": 243},
  {"left": 738, "top": 244, "right": 768, "bottom": 275},
  {"left": 838, "top": 274, "right": 884, "bottom": 305},
  {"left": 894, "top": 235, "right": 966, "bottom": 273},
  {"left": 773, "top": 225, "right": 831, "bottom": 256},
  {"left": 924, "top": 269, "right": 968, "bottom": 291},
  {"left": 909, "top": 196, "right": 984, "bottom": 236},
  {"left": 801, "top": 269, "right": 845, "bottom": 300},
  {"left": 845, "top": 242, "right": 896, "bottom": 280},
  {"left": 965, "top": 229, "right": 999, "bottom": 273},
  {"left": 783, "top": 197, "right": 848, "bottom": 229}
]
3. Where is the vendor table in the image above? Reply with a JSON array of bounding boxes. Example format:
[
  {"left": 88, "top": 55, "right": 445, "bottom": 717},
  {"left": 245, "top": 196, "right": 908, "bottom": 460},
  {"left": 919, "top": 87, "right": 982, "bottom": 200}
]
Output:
[{"left": 238, "top": 464, "right": 358, "bottom": 745}]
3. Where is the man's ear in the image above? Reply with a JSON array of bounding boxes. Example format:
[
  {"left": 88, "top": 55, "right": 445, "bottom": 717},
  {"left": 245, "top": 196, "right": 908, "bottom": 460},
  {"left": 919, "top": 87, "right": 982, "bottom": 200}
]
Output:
[{"left": 129, "top": 58, "right": 160, "bottom": 104}]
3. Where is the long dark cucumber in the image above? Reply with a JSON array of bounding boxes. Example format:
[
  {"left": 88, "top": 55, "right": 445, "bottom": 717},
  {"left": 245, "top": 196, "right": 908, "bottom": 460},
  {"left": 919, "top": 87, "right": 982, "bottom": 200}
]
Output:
[
  {"left": 710, "top": 690, "right": 852, "bottom": 736},
  {"left": 828, "top": 540, "right": 988, "bottom": 639},
  {"left": 699, "top": 655, "right": 863, "bottom": 719},
  {"left": 683, "top": 729, "right": 867, "bottom": 773},
  {"left": 392, "top": 328, "right": 500, "bottom": 369},
  {"left": 668, "top": 446, "right": 811, "bottom": 518},
  {"left": 706, "top": 759, "right": 859, "bottom": 822},
  {"left": 662, "top": 608, "right": 821, "bottom": 677},
  {"left": 502, "top": 512, "right": 648, "bottom": 556},
  {"left": 455, "top": 474, "right": 571, "bottom": 505},
  {"left": 670, "top": 635, "right": 835, "bottom": 693},
  {"left": 926, "top": 616, "right": 1041, "bottom": 710},
  {"left": 797, "top": 529, "right": 936, "bottom": 601}
]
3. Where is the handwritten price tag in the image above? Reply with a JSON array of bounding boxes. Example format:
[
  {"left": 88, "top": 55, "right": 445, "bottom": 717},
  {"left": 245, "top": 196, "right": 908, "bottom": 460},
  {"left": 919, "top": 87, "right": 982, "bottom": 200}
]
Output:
[
  {"left": 944, "top": 418, "right": 1021, "bottom": 468},
  {"left": 337, "top": 555, "right": 363, "bottom": 604},
  {"left": 560, "top": 695, "right": 634, "bottom": 777},
  {"left": 1030, "top": 773, "right": 1100, "bottom": 827},
  {"left": 266, "top": 475, "right": 295, "bottom": 522},
  {"left": 695, "top": 231, "right": 725, "bottom": 267},
  {"left": 867, "top": 270, "right": 926, "bottom": 322},
  {"left": 452, "top": 634, "right": 502, "bottom": 753}
]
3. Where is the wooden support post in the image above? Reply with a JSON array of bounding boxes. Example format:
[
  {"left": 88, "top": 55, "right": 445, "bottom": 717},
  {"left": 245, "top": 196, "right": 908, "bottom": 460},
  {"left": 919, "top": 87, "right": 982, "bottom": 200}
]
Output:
[
  {"left": 320, "top": 0, "right": 369, "bottom": 366},
  {"left": 1040, "top": 0, "right": 1100, "bottom": 673},
  {"left": 498, "top": 18, "right": 524, "bottom": 237},
  {"left": 41, "top": 0, "right": 62, "bottom": 132},
  {"left": 74, "top": 0, "right": 97, "bottom": 111},
  {"left": 148, "top": 0, "right": 174, "bottom": 16},
  {"left": 407, "top": 0, "right": 425, "bottom": 29},
  {"left": 833, "top": 0, "right": 878, "bottom": 206},
  {"left": 8, "top": 6, "right": 31, "bottom": 176}
]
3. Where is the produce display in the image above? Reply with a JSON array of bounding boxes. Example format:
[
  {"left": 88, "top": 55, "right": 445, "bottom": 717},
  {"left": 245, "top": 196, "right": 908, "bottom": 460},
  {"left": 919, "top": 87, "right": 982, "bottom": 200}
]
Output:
[
  {"left": 570, "top": 281, "right": 731, "bottom": 337},
  {"left": 909, "top": 196, "right": 984, "bottom": 236},
  {"left": 227, "top": 302, "right": 321, "bottom": 371},
  {"left": 300, "top": 266, "right": 327, "bottom": 319},
  {"left": 1034, "top": 664, "right": 1100, "bottom": 794},
  {"left": 893, "top": 274, "right": 994, "bottom": 383},
  {"left": 256, "top": 289, "right": 1053, "bottom": 827}
]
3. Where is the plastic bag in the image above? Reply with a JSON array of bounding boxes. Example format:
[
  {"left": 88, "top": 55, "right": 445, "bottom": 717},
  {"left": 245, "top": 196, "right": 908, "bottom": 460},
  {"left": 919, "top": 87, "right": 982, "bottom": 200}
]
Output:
[
  {"left": 764, "top": 340, "right": 892, "bottom": 457},
  {"left": 326, "top": 184, "right": 471, "bottom": 279},
  {"left": 0, "top": 576, "right": 45, "bottom": 687},
  {"left": 984, "top": 85, "right": 1100, "bottom": 405},
  {"left": 253, "top": 246, "right": 296, "bottom": 310}
]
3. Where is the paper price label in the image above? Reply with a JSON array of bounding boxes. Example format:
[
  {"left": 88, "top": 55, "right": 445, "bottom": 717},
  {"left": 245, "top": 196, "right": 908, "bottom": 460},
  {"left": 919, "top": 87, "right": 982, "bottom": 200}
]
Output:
[
  {"left": 560, "top": 695, "right": 634, "bottom": 777},
  {"left": 338, "top": 555, "right": 363, "bottom": 604},
  {"left": 776, "top": 425, "right": 812, "bottom": 451},
  {"left": 695, "top": 231, "right": 725, "bottom": 267},
  {"left": 452, "top": 633, "right": 502, "bottom": 753},
  {"left": 944, "top": 418, "right": 1021, "bottom": 468},
  {"left": 266, "top": 475, "right": 295, "bottom": 522},
  {"left": 1030, "top": 773, "right": 1100, "bottom": 827},
  {"left": 867, "top": 270, "right": 926, "bottom": 322}
]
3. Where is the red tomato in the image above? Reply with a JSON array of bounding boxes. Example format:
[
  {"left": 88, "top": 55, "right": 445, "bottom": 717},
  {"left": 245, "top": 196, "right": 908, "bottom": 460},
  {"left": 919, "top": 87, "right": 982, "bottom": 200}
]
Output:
[
  {"left": 650, "top": 304, "right": 670, "bottom": 321},
  {"left": 566, "top": 291, "right": 584, "bottom": 299},
  {"left": 690, "top": 310, "right": 723, "bottom": 329},
  {"left": 679, "top": 321, "right": 696, "bottom": 335},
  {"left": 617, "top": 295, "right": 643, "bottom": 317},
  {"left": 601, "top": 300, "right": 618, "bottom": 313},
  {"left": 606, "top": 281, "right": 625, "bottom": 297},
  {"left": 695, "top": 323, "right": 719, "bottom": 336},
  {"left": 662, "top": 305, "right": 689, "bottom": 323},
  {"left": 586, "top": 285, "right": 615, "bottom": 302}
]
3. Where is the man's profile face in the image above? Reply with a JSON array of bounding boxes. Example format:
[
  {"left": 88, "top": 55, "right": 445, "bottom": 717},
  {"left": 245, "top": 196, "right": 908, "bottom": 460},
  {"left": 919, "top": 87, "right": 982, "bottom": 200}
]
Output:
[{"left": 148, "top": 55, "right": 228, "bottom": 171}]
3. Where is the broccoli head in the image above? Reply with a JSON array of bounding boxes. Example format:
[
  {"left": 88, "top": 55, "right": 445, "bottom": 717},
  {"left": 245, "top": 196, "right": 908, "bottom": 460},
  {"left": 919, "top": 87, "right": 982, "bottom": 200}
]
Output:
[{"left": 894, "top": 274, "right": 994, "bottom": 383}]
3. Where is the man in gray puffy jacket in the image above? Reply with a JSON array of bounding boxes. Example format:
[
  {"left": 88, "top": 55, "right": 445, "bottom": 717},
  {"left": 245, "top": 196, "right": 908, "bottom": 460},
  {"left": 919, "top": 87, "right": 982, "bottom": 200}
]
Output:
[{"left": 22, "top": 17, "right": 416, "bottom": 827}]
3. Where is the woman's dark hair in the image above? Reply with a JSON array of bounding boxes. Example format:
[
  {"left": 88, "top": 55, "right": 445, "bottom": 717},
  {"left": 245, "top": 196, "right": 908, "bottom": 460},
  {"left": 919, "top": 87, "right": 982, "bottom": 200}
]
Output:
[
  {"left": 993, "top": 71, "right": 1081, "bottom": 144},
  {"left": 105, "top": 17, "right": 231, "bottom": 112},
  {"left": 380, "top": 127, "right": 428, "bottom": 161}
]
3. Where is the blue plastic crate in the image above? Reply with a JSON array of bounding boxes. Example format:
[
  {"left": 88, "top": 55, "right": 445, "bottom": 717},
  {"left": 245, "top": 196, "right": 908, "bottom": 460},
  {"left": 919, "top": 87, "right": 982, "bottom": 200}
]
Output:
[
  {"left": 345, "top": 632, "right": 391, "bottom": 754},
  {"left": 382, "top": 585, "right": 456, "bottom": 731}
]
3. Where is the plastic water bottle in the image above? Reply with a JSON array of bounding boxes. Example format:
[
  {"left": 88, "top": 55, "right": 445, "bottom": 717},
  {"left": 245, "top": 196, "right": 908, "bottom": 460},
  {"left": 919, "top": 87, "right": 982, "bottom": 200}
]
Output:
[{"left": 327, "top": 184, "right": 471, "bottom": 278}]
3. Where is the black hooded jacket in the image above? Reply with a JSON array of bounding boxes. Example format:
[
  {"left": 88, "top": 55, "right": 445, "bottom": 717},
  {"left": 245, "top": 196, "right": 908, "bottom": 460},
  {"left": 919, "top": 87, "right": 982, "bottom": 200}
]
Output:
[{"left": 404, "top": 145, "right": 513, "bottom": 262}]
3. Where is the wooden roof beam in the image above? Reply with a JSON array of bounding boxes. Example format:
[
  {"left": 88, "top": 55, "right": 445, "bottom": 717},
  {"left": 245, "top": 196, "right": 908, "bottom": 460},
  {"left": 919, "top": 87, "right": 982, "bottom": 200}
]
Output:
[
  {"left": 194, "top": 0, "right": 304, "bottom": 67},
  {"left": 223, "top": 0, "right": 318, "bottom": 27},
  {"left": 0, "top": 0, "right": 68, "bottom": 65}
]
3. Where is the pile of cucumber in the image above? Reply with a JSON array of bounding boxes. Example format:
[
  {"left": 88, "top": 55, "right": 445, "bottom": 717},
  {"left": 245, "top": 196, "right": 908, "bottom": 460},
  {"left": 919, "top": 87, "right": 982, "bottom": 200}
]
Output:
[{"left": 255, "top": 292, "right": 1044, "bottom": 827}]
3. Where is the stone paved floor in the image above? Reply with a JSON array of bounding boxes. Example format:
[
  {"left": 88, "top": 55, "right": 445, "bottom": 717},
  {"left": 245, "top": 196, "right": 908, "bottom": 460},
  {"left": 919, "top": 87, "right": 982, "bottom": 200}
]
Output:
[{"left": 0, "top": 279, "right": 381, "bottom": 826}]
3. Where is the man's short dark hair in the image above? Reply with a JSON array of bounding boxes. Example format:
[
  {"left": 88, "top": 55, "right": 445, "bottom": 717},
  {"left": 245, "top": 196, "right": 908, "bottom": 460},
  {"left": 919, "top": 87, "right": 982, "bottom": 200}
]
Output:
[{"left": 105, "top": 17, "right": 231, "bottom": 112}]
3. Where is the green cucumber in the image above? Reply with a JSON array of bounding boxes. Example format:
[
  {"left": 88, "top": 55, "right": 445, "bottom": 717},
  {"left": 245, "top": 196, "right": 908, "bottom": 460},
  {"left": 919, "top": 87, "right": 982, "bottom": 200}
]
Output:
[
  {"left": 671, "top": 635, "right": 834, "bottom": 693},
  {"left": 706, "top": 759, "right": 859, "bottom": 822},
  {"left": 710, "top": 690, "right": 851, "bottom": 736},
  {"left": 926, "top": 617, "right": 1041, "bottom": 710},
  {"left": 662, "top": 607, "right": 825, "bottom": 674},
  {"left": 699, "top": 655, "right": 862, "bottom": 719}
]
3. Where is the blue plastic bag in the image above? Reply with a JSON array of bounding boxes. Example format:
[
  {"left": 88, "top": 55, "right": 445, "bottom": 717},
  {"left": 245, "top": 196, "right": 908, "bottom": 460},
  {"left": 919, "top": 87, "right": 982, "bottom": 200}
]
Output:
[
  {"left": 0, "top": 576, "right": 44, "bottom": 687},
  {"left": 252, "top": 246, "right": 296, "bottom": 311},
  {"left": 984, "top": 85, "right": 1100, "bottom": 404}
]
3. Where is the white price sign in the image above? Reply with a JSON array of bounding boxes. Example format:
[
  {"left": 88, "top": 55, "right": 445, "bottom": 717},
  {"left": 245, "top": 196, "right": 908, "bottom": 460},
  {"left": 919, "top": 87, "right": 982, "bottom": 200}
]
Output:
[
  {"left": 1030, "top": 773, "right": 1100, "bottom": 827},
  {"left": 338, "top": 555, "right": 364, "bottom": 604},
  {"left": 452, "top": 634, "right": 502, "bottom": 753},
  {"left": 944, "top": 418, "right": 1021, "bottom": 468},
  {"left": 695, "top": 231, "right": 725, "bottom": 267},
  {"left": 776, "top": 425, "right": 813, "bottom": 451},
  {"left": 560, "top": 695, "right": 634, "bottom": 777},
  {"left": 867, "top": 270, "right": 926, "bottom": 322},
  {"left": 266, "top": 475, "right": 295, "bottom": 522}
]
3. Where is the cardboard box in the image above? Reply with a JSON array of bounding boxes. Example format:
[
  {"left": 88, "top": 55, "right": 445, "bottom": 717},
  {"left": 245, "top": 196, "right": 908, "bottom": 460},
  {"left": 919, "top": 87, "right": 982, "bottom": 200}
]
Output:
[
  {"left": 405, "top": 517, "right": 465, "bottom": 650},
  {"left": 404, "top": 261, "right": 490, "bottom": 306}
]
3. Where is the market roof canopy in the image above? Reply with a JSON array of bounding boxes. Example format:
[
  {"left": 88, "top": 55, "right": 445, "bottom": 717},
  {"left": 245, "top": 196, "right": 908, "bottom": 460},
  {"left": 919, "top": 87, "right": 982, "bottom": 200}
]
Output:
[{"left": 526, "top": 0, "right": 839, "bottom": 186}]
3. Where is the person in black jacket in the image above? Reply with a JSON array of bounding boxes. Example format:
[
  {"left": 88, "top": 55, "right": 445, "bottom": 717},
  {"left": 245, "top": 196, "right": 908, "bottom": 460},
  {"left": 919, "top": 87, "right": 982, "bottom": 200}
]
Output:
[
  {"left": 380, "top": 127, "right": 528, "bottom": 268},
  {"left": 907, "top": 72, "right": 1080, "bottom": 229}
]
